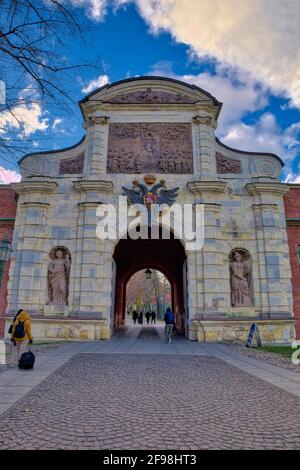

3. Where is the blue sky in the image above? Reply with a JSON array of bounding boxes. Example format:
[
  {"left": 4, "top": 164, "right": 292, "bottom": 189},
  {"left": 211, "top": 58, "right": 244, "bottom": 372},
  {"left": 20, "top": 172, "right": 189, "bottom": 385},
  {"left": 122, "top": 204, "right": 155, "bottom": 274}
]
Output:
[{"left": 1, "top": 0, "right": 299, "bottom": 183}]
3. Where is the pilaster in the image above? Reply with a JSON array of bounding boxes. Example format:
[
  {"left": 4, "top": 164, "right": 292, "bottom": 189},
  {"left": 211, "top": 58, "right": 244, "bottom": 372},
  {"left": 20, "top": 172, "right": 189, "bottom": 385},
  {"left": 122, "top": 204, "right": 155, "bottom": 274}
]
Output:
[{"left": 246, "top": 182, "right": 293, "bottom": 318}]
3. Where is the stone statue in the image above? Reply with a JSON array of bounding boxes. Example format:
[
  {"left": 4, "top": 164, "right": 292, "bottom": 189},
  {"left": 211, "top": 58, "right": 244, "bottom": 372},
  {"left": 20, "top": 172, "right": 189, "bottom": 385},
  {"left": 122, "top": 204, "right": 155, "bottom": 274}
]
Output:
[
  {"left": 229, "top": 250, "right": 253, "bottom": 307},
  {"left": 47, "top": 247, "right": 71, "bottom": 306}
]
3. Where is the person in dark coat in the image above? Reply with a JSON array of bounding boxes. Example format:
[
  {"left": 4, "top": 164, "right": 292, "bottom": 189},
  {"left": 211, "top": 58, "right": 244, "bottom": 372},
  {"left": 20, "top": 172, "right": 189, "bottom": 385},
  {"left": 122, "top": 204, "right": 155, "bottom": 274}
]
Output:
[
  {"left": 132, "top": 310, "right": 138, "bottom": 325},
  {"left": 164, "top": 307, "right": 175, "bottom": 343},
  {"left": 145, "top": 311, "right": 151, "bottom": 325},
  {"left": 151, "top": 310, "right": 156, "bottom": 324}
]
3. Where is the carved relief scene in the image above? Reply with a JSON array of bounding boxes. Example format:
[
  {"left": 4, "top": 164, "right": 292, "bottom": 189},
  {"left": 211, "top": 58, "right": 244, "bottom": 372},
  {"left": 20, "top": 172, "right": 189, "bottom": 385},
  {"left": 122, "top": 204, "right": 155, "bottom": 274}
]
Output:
[
  {"left": 59, "top": 153, "right": 84, "bottom": 175},
  {"left": 104, "top": 87, "right": 196, "bottom": 104},
  {"left": 107, "top": 122, "right": 193, "bottom": 174},
  {"left": 216, "top": 152, "right": 241, "bottom": 174}
]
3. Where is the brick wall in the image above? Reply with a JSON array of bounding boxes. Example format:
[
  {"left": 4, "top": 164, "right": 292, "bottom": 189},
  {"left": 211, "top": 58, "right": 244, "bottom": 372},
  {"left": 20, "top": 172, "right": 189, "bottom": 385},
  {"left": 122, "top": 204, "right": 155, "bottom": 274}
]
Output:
[
  {"left": 0, "top": 186, "right": 17, "bottom": 337},
  {"left": 284, "top": 186, "right": 300, "bottom": 339}
]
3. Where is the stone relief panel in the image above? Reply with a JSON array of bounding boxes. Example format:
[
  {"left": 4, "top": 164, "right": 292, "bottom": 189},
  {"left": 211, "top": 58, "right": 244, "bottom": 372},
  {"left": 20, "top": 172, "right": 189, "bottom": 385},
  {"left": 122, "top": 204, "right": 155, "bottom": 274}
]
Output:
[
  {"left": 59, "top": 154, "right": 84, "bottom": 175},
  {"left": 104, "top": 88, "right": 196, "bottom": 104},
  {"left": 107, "top": 122, "right": 193, "bottom": 174},
  {"left": 216, "top": 152, "right": 241, "bottom": 174}
]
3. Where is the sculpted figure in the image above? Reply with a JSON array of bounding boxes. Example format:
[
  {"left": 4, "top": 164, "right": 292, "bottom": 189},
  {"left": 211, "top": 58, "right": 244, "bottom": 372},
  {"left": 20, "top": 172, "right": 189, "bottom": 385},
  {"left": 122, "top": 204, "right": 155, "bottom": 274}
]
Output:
[
  {"left": 47, "top": 248, "right": 71, "bottom": 305},
  {"left": 230, "top": 250, "right": 253, "bottom": 307}
]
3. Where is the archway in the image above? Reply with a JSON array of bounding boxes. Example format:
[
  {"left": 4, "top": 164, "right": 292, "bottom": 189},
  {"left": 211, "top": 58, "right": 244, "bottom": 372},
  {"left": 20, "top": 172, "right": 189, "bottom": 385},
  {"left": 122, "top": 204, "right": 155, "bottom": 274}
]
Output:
[
  {"left": 126, "top": 269, "right": 172, "bottom": 323},
  {"left": 113, "top": 235, "right": 187, "bottom": 335}
]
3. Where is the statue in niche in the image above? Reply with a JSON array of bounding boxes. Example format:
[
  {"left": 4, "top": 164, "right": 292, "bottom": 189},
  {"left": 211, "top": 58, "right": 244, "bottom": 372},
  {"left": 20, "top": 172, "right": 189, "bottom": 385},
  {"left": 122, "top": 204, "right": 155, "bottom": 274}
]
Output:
[
  {"left": 47, "top": 247, "right": 71, "bottom": 306},
  {"left": 229, "top": 249, "right": 254, "bottom": 307}
]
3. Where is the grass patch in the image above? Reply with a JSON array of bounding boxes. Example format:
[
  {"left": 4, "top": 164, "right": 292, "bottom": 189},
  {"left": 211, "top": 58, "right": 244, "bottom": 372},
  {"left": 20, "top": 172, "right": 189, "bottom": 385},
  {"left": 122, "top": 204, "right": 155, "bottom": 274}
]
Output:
[{"left": 261, "top": 345, "right": 294, "bottom": 359}]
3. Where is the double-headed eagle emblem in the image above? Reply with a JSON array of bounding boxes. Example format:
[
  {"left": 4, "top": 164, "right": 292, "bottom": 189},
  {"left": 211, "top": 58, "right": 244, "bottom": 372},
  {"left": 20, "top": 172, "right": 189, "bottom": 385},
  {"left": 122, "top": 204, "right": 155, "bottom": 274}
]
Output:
[{"left": 122, "top": 176, "right": 179, "bottom": 209}]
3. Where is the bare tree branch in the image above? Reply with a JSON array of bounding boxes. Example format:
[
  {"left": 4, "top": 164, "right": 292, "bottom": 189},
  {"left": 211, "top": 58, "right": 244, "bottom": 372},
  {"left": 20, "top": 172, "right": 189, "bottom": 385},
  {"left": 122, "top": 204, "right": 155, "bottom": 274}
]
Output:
[{"left": 0, "top": 0, "right": 96, "bottom": 162}]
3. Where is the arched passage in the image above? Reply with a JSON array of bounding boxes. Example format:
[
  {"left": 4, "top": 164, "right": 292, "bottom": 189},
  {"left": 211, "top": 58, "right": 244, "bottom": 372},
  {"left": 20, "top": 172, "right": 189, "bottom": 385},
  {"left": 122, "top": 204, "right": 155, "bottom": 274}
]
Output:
[
  {"left": 126, "top": 268, "right": 172, "bottom": 320},
  {"left": 113, "top": 235, "right": 187, "bottom": 334}
]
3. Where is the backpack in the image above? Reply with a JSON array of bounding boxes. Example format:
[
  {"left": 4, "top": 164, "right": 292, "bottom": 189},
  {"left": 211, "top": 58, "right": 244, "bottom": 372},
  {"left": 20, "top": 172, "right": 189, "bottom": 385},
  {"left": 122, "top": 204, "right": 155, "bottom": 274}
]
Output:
[
  {"left": 18, "top": 350, "right": 35, "bottom": 370},
  {"left": 165, "top": 311, "right": 175, "bottom": 324},
  {"left": 14, "top": 321, "right": 25, "bottom": 338}
]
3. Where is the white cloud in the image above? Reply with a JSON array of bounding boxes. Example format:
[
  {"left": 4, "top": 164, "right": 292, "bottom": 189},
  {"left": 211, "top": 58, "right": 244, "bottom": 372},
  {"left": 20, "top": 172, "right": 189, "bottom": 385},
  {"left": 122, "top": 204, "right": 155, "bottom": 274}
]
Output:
[
  {"left": 128, "top": 0, "right": 300, "bottom": 108},
  {"left": 150, "top": 63, "right": 268, "bottom": 134},
  {"left": 0, "top": 167, "right": 21, "bottom": 184},
  {"left": 285, "top": 173, "right": 300, "bottom": 184},
  {"left": 221, "top": 113, "right": 300, "bottom": 179},
  {"left": 69, "top": 1, "right": 300, "bottom": 106},
  {"left": 52, "top": 118, "right": 63, "bottom": 129},
  {"left": 70, "top": 0, "right": 108, "bottom": 20},
  {"left": 282, "top": 122, "right": 300, "bottom": 150},
  {"left": 222, "top": 113, "right": 282, "bottom": 154},
  {"left": 0, "top": 102, "right": 48, "bottom": 136},
  {"left": 81, "top": 74, "right": 109, "bottom": 94}
]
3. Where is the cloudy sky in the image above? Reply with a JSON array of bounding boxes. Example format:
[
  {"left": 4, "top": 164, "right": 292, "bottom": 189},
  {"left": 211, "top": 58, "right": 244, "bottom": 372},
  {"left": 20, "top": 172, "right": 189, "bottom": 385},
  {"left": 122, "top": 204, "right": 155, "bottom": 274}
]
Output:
[{"left": 1, "top": 0, "right": 299, "bottom": 183}]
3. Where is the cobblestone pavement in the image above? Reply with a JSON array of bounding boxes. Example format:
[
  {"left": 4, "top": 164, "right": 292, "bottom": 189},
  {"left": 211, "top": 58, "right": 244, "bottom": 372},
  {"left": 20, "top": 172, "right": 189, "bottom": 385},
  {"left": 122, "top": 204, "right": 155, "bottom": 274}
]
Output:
[
  {"left": 227, "top": 342, "right": 300, "bottom": 373},
  {"left": 0, "top": 353, "right": 299, "bottom": 450},
  {"left": 138, "top": 326, "right": 159, "bottom": 338}
]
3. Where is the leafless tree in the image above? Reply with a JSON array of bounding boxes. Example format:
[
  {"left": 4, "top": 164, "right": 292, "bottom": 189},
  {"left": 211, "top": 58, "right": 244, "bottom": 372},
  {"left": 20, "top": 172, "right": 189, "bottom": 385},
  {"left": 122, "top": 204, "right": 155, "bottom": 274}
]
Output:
[
  {"left": 126, "top": 269, "right": 171, "bottom": 318},
  {"left": 0, "top": 0, "right": 94, "bottom": 164}
]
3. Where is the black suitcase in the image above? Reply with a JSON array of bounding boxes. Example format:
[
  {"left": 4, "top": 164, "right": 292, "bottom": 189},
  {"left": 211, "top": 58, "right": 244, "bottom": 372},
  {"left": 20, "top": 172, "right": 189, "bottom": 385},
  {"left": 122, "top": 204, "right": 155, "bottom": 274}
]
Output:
[{"left": 18, "top": 350, "right": 35, "bottom": 370}]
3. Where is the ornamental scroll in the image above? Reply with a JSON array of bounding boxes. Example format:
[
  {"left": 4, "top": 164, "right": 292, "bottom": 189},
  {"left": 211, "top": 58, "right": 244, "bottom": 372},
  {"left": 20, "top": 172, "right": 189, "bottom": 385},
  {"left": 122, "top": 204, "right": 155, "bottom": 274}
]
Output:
[{"left": 107, "top": 122, "right": 193, "bottom": 174}]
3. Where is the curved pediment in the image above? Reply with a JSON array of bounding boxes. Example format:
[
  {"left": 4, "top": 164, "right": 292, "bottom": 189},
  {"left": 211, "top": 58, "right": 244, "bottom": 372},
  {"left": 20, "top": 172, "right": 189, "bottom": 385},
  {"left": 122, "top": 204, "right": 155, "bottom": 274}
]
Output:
[
  {"left": 79, "top": 76, "right": 222, "bottom": 119},
  {"left": 215, "top": 137, "right": 283, "bottom": 179},
  {"left": 19, "top": 136, "right": 87, "bottom": 178}
]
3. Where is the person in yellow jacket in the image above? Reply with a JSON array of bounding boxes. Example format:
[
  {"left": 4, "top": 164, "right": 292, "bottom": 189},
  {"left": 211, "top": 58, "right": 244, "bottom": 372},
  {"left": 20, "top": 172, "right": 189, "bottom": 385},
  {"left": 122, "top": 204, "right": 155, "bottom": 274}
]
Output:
[{"left": 11, "top": 310, "right": 33, "bottom": 361}]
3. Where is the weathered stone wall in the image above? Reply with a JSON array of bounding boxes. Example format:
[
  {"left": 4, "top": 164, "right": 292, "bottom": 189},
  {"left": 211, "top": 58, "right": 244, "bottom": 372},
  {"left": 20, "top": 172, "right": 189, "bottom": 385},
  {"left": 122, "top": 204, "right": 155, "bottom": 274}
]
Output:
[{"left": 4, "top": 78, "right": 296, "bottom": 343}]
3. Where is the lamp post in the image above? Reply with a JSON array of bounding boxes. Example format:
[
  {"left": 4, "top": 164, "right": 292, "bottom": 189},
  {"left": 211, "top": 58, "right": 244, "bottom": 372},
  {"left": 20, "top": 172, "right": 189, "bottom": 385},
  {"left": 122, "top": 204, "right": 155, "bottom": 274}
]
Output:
[
  {"left": 145, "top": 268, "right": 152, "bottom": 280},
  {"left": 0, "top": 236, "right": 12, "bottom": 289}
]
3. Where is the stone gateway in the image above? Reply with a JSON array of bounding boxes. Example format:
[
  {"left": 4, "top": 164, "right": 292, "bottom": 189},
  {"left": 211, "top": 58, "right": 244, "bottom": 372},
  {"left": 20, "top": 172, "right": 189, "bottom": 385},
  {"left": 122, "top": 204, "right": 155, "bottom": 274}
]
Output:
[{"left": 4, "top": 76, "right": 296, "bottom": 343}]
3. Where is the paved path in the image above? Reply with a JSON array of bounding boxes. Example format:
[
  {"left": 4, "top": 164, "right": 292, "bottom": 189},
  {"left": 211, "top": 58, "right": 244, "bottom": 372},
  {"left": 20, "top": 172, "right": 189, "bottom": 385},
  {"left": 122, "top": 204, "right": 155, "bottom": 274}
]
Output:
[{"left": 0, "top": 325, "right": 299, "bottom": 449}]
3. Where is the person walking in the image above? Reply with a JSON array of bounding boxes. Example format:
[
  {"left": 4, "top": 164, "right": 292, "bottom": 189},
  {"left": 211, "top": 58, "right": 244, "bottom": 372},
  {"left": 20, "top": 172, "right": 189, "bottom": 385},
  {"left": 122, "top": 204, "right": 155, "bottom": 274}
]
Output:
[
  {"left": 11, "top": 310, "right": 33, "bottom": 362},
  {"left": 138, "top": 310, "right": 144, "bottom": 325},
  {"left": 164, "top": 307, "right": 175, "bottom": 343},
  {"left": 145, "top": 311, "right": 151, "bottom": 325},
  {"left": 132, "top": 310, "right": 138, "bottom": 325},
  {"left": 151, "top": 310, "right": 156, "bottom": 324}
]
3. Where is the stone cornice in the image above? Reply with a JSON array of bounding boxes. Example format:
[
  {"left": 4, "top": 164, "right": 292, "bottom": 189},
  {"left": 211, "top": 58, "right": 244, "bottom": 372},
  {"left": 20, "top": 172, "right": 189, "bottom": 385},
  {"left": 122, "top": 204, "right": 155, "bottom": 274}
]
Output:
[
  {"left": 251, "top": 203, "right": 279, "bottom": 211},
  {"left": 11, "top": 181, "right": 58, "bottom": 194},
  {"left": 192, "top": 114, "right": 218, "bottom": 129},
  {"left": 187, "top": 181, "right": 227, "bottom": 195},
  {"left": 83, "top": 115, "right": 109, "bottom": 129},
  {"left": 246, "top": 182, "right": 290, "bottom": 197},
  {"left": 20, "top": 202, "right": 50, "bottom": 209},
  {"left": 77, "top": 201, "right": 104, "bottom": 210},
  {"left": 73, "top": 180, "right": 113, "bottom": 193}
]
